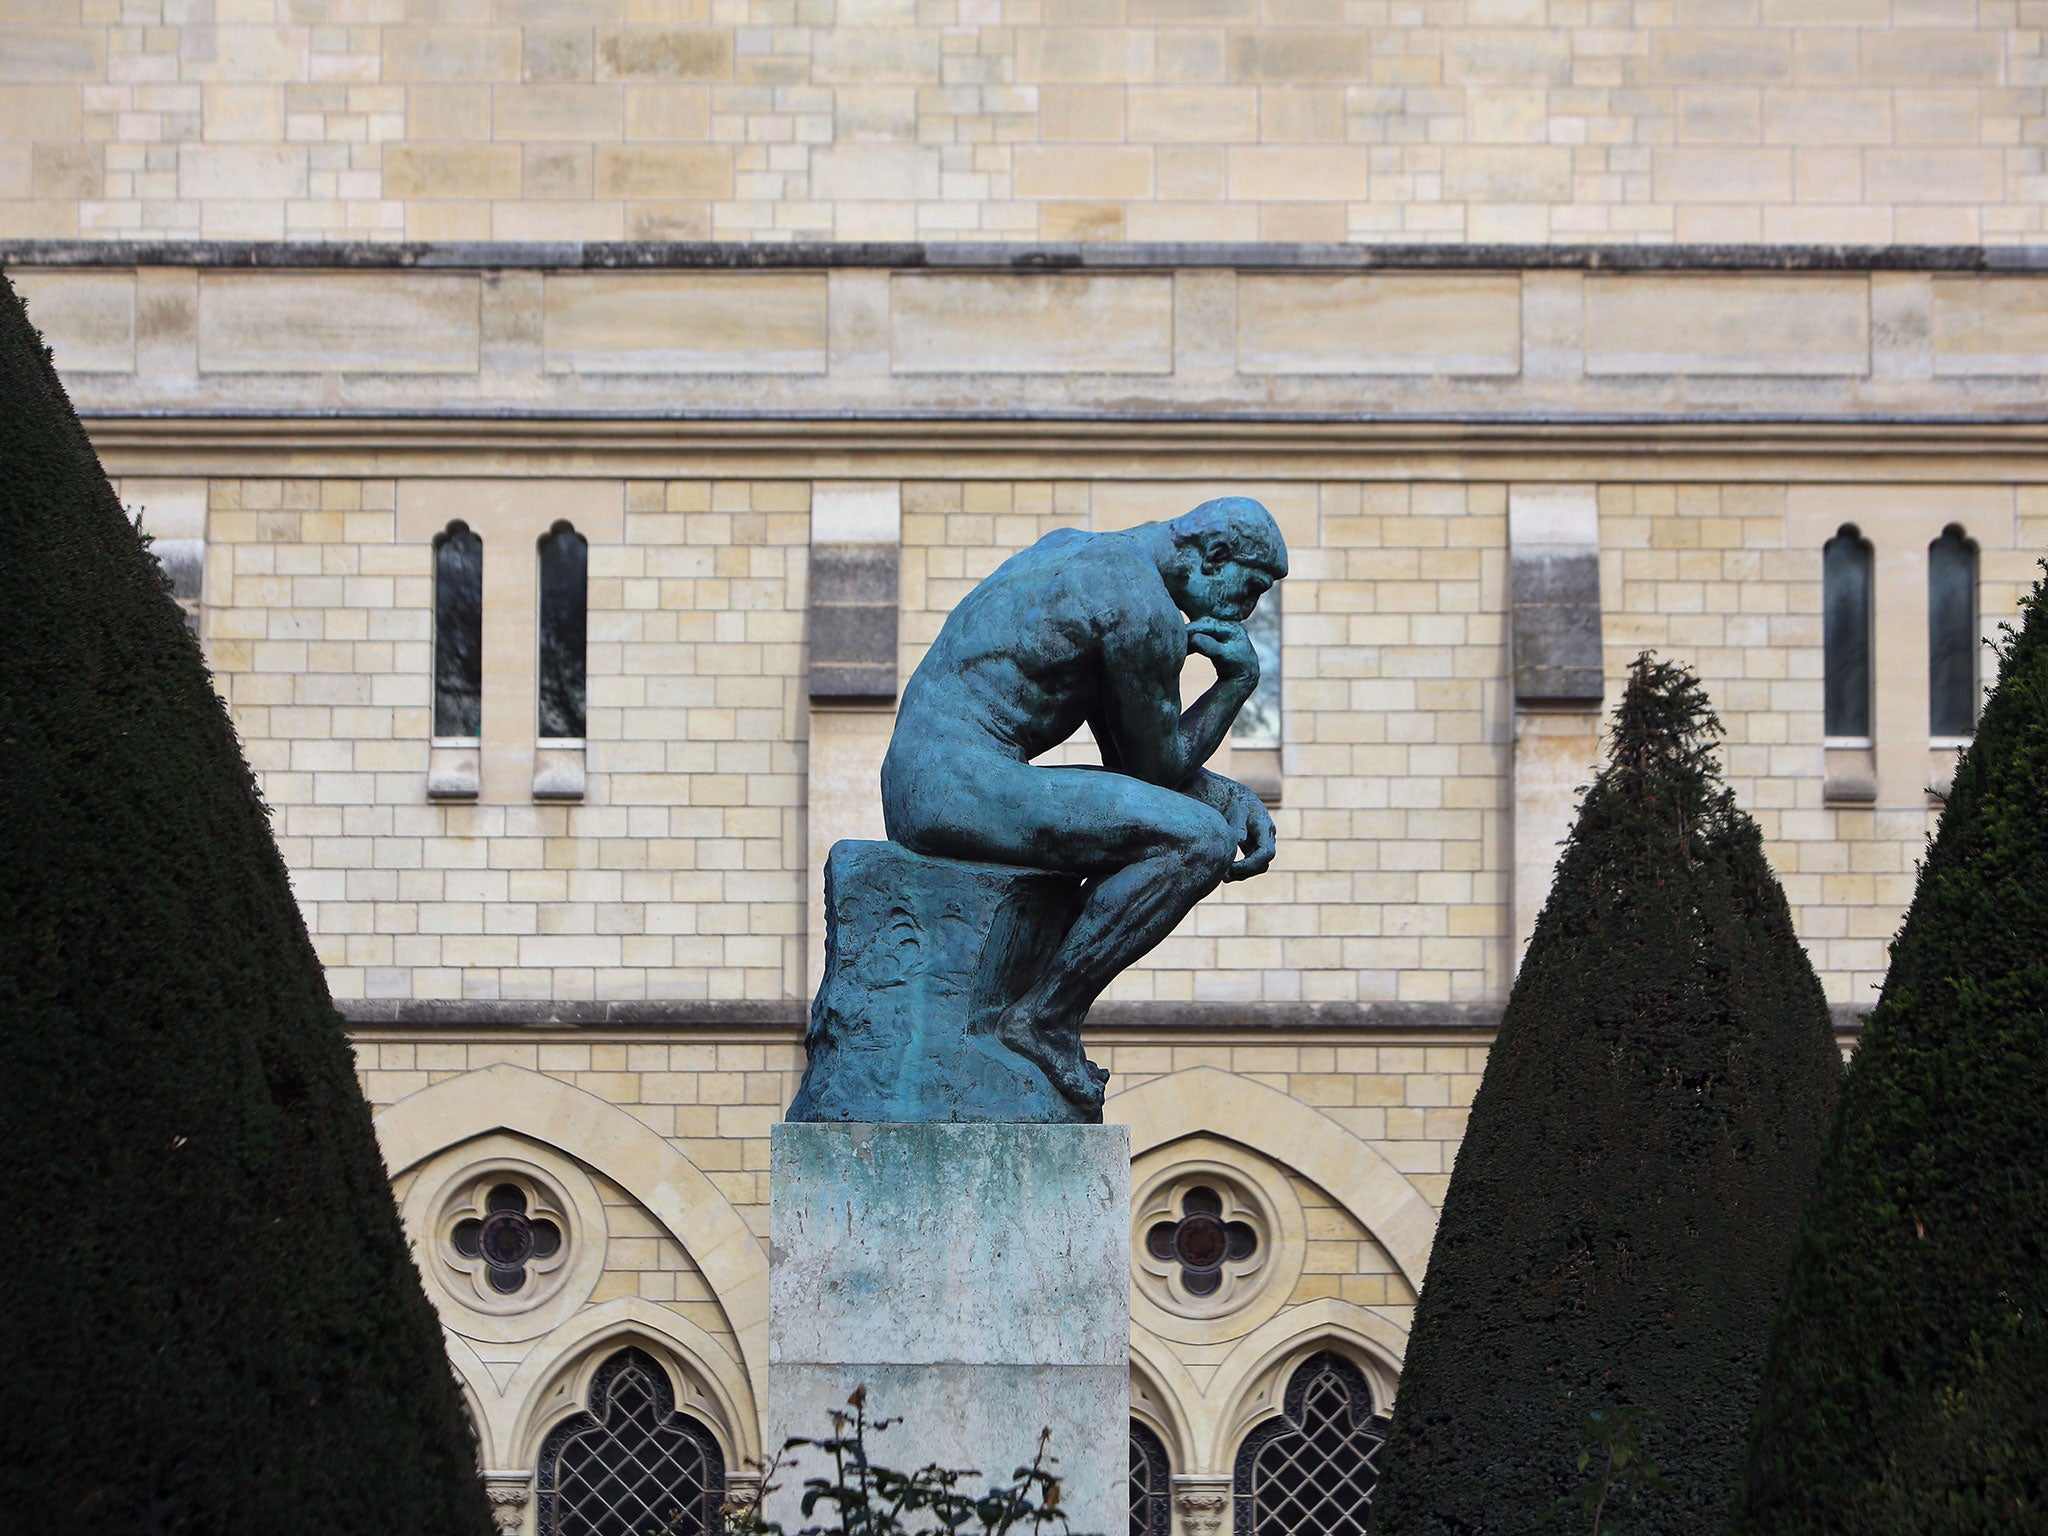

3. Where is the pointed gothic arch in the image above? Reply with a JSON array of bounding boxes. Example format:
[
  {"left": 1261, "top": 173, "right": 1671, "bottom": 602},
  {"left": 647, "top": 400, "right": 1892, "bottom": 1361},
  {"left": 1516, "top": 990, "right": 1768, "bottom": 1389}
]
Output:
[
  {"left": 373, "top": 1063, "right": 769, "bottom": 1429},
  {"left": 1107, "top": 1066, "right": 1437, "bottom": 1291}
]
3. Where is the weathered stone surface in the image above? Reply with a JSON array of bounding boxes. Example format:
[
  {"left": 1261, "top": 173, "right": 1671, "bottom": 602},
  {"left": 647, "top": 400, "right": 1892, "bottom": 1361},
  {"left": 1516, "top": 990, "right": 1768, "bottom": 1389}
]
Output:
[
  {"left": 1932, "top": 276, "right": 2048, "bottom": 375},
  {"left": 1235, "top": 272, "right": 1520, "bottom": 376},
  {"left": 196, "top": 272, "right": 480, "bottom": 374},
  {"left": 12, "top": 271, "right": 134, "bottom": 373},
  {"left": 786, "top": 840, "right": 1090, "bottom": 1124},
  {"left": 1582, "top": 274, "right": 1870, "bottom": 376},
  {"left": 807, "top": 542, "right": 899, "bottom": 701},
  {"left": 768, "top": 1122, "right": 1129, "bottom": 1533},
  {"left": 888, "top": 272, "right": 1174, "bottom": 374},
  {"left": 540, "top": 271, "right": 826, "bottom": 374},
  {"left": 1510, "top": 547, "right": 1602, "bottom": 703}
]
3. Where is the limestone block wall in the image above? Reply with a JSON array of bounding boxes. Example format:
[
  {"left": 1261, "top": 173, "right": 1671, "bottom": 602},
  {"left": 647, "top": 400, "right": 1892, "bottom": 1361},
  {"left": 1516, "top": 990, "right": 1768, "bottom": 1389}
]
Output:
[
  {"left": 2, "top": 5, "right": 2043, "bottom": 244},
  {"left": 106, "top": 446, "right": 2038, "bottom": 1009},
  {"left": 192, "top": 473, "right": 812, "bottom": 1003},
  {"left": 356, "top": 1030, "right": 1468, "bottom": 1486}
]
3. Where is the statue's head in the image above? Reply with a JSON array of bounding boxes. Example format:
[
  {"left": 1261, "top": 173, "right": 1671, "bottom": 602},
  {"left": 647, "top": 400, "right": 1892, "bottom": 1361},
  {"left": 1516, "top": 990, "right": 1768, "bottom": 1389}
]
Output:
[{"left": 1163, "top": 497, "right": 1289, "bottom": 623}]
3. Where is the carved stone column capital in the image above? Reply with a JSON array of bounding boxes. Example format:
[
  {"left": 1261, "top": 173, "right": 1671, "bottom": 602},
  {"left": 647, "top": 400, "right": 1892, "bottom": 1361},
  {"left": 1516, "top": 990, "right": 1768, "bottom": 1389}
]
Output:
[
  {"left": 482, "top": 1469, "right": 533, "bottom": 1535},
  {"left": 1172, "top": 1475, "right": 1232, "bottom": 1536},
  {"left": 725, "top": 1471, "right": 766, "bottom": 1514}
]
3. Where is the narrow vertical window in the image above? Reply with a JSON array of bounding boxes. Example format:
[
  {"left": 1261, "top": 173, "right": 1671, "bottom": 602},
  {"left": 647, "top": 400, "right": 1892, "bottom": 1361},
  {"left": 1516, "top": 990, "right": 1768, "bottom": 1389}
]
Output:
[
  {"left": 537, "top": 521, "right": 588, "bottom": 739},
  {"left": 1229, "top": 585, "right": 1281, "bottom": 746},
  {"left": 1928, "top": 524, "right": 1979, "bottom": 739},
  {"left": 433, "top": 521, "right": 483, "bottom": 737},
  {"left": 1823, "top": 524, "right": 1873, "bottom": 742}
]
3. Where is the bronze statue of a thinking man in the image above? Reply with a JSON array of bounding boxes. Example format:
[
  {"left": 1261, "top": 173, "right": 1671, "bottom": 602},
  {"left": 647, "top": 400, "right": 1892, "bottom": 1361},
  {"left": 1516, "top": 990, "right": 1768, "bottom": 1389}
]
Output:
[{"left": 880, "top": 496, "right": 1287, "bottom": 1110}]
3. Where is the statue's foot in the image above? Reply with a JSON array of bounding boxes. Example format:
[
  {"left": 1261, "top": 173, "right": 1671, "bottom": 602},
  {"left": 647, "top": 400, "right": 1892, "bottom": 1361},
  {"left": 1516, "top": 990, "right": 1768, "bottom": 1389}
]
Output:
[{"left": 996, "top": 1007, "right": 1108, "bottom": 1109}]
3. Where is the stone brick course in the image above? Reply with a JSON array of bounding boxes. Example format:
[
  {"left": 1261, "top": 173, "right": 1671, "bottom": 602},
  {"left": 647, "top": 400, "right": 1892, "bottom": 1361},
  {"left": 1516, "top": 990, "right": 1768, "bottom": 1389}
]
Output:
[{"left": 4, "top": 7, "right": 2044, "bottom": 244}]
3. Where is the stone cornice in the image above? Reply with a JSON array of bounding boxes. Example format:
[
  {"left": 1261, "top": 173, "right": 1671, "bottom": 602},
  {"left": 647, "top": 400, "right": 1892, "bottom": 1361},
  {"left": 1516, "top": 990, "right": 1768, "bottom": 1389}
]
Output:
[
  {"left": 336, "top": 997, "right": 1867, "bottom": 1035},
  {"left": 78, "top": 413, "right": 2048, "bottom": 484},
  {"left": 8, "top": 238, "right": 2048, "bottom": 273}
]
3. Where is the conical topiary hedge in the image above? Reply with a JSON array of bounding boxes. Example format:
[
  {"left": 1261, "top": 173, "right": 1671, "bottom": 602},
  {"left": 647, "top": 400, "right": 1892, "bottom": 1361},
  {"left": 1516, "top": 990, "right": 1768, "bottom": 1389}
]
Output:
[
  {"left": 1734, "top": 571, "right": 2048, "bottom": 1534},
  {"left": 1369, "top": 655, "right": 1842, "bottom": 1536},
  {"left": 0, "top": 270, "right": 492, "bottom": 1531}
]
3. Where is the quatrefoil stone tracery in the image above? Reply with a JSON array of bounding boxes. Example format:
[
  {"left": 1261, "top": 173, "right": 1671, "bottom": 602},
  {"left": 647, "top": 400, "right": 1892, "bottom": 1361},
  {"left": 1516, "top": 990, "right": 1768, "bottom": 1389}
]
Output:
[
  {"left": 452, "top": 1183, "right": 562, "bottom": 1294},
  {"left": 438, "top": 1171, "right": 573, "bottom": 1311},
  {"left": 1146, "top": 1186, "right": 1259, "bottom": 1296},
  {"left": 1133, "top": 1172, "right": 1275, "bottom": 1323}
]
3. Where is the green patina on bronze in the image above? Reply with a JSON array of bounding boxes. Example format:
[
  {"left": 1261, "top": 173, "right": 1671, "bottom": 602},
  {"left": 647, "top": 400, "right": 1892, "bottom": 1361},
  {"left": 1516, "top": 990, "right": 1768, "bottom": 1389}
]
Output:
[{"left": 789, "top": 498, "right": 1287, "bottom": 1124}]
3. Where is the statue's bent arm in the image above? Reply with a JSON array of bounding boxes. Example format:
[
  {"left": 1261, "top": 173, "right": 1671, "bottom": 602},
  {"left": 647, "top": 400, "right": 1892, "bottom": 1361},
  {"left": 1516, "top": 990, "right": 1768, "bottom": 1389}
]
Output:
[
  {"left": 1093, "top": 607, "right": 1197, "bottom": 788},
  {"left": 1092, "top": 606, "right": 1258, "bottom": 794}
]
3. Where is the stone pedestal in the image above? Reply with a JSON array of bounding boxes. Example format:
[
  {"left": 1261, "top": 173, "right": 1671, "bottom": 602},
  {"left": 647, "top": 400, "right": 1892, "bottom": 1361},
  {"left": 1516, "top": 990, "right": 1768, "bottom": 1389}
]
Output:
[
  {"left": 768, "top": 1121, "right": 1129, "bottom": 1534},
  {"left": 788, "top": 840, "right": 1091, "bottom": 1123}
]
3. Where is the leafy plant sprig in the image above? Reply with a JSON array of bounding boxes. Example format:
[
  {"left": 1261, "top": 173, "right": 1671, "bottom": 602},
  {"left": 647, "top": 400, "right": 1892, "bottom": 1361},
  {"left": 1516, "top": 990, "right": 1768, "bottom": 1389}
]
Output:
[
  {"left": 1554, "top": 1405, "right": 1673, "bottom": 1536},
  {"left": 691, "top": 1387, "right": 1095, "bottom": 1536}
]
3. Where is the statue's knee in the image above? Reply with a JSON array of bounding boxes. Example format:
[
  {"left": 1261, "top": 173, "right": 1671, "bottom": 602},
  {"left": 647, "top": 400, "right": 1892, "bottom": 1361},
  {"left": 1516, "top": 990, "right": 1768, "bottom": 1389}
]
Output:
[{"left": 1179, "top": 814, "right": 1238, "bottom": 883}]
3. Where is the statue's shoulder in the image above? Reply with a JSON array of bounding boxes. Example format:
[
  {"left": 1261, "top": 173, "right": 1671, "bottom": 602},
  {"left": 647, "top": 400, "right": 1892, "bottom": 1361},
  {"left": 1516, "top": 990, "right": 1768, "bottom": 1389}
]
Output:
[
  {"left": 1037, "top": 526, "right": 1090, "bottom": 547},
  {"left": 1006, "top": 527, "right": 1144, "bottom": 587},
  {"left": 1036, "top": 526, "right": 1152, "bottom": 579},
  {"left": 996, "top": 528, "right": 1169, "bottom": 633}
]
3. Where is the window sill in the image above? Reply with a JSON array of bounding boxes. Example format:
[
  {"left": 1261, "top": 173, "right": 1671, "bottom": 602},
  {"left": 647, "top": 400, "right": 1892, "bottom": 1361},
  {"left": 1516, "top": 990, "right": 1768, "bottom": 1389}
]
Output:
[
  {"left": 427, "top": 738, "right": 480, "bottom": 800},
  {"left": 533, "top": 739, "right": 587, "bottom": 801},
  {"left": 1822, "top": 744, "right": 1877, "bottom": 805}
]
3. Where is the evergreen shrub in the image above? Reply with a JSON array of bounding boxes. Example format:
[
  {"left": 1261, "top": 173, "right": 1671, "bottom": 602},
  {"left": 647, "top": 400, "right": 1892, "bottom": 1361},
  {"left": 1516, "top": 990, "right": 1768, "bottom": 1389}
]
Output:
[
  {"left": 1368, "top": 656, "right": 1842, "bottom": 1536},
  {"left": 0, "top": 270, "right": 492, "bottom": 1532},
  {"left": 1734, "top": 572, "right": 2048, "bottom": 1534}
]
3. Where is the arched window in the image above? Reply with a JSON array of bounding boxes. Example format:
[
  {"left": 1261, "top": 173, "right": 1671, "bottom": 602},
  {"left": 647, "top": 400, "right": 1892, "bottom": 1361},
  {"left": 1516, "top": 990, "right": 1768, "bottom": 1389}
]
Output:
[
  {"left": 433, "top": 521, "right": 483, "bottom": 738},
  {"left": 1823, "top": 524, "right": 1874, "bottom": 742},
  {"left": 535, "top": 1348, "right": 726, "bottom": 1536},
  {"left": 1928, "top": 524, "right": 1979, "bottom": 739},
  {"left": 1130, "top": 1419, "right": 1171, "bottom": 1536},
  {"left": 1232, "top": 1351, "right": 1388, "bottom": 1536},
  {"left": 538, "top": 521, "right": 588, "bottom": 739}
]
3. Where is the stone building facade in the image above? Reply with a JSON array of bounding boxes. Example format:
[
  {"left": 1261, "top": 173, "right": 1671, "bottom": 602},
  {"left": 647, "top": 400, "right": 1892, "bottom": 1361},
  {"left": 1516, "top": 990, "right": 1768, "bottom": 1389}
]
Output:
[{"left": 8, "top": 5, "right": 2047, "bottom": 1533}]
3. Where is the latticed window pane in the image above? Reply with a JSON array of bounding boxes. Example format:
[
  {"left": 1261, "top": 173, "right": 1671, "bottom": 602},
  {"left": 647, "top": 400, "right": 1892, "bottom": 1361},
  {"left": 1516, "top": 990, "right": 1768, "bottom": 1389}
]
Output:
[
  {"left": 1232, "top": 1351, "right": 1388, "bottom": 1536},
  {"left": 1928, "top": 525, "right": 1979, "bottom": 737},
  {"left": 1130, "top": 1419, "right": 1171, "bottom": 1536},
  {"left": 1823, "top": 525, "right": 1873, "bottom": 740},
  {"left": 433, "top": 522, "right": 483, "bottom": 737},
  {"left": 536, "top": 1348, "right": 726, "bottom": 1536},
  {"left": 538, "top": 521, "right": 588, "bottom": 739}
]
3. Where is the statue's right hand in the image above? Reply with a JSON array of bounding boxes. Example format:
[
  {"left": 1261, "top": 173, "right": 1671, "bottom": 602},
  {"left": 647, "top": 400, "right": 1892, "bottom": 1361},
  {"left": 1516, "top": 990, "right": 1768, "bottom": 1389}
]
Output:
[{"left": 1186, "top": 617, "right": 1258, "bottom": 683}]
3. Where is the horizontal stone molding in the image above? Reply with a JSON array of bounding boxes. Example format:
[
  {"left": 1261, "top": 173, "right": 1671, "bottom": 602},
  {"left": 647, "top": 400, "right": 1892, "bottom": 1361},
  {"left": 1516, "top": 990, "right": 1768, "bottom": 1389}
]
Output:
[
  {"left": 9, "top": 239, "right": 2048, "bottom": 272},
  {"left": 18, "top": 258, "right": 2048, "bottom": 421},
  {"left": 335, "top": 998, "right": 1867, "bottom": 1034},
  {"left": 69, "top": 414, "right": 2048, "bottom": 490},
  {"left": 341, "top": 997, "right": 809, "bottom": 1028}
]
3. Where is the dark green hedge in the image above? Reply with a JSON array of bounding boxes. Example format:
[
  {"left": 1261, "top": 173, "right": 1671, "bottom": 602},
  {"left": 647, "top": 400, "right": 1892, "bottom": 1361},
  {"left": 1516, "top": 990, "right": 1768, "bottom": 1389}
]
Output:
[
  {"left": 1734, "top": 573, "right": 2048, "bottom": 1535},
  {"left": 1370, "top": 656, "right": 1842, "bottom": 1536},
  {"left": 0, "top": 269, "right": 492, "bottom": 1533}
]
